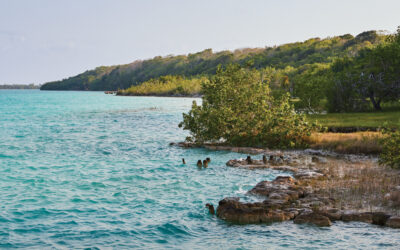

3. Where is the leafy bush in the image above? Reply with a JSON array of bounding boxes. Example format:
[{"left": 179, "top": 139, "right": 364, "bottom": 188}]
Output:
[
  {"left": 117, "top": 75, "right": 206, "bottom": 96},
  {"left": 179, "top": 64, "right": 316, "bottom": 148},
  {"left": 379, "top": 128, "right": 400, "bottom": 169}
]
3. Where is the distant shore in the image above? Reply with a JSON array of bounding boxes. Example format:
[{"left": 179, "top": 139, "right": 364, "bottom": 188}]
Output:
[{"left": 0, "top": 84, "right": 40, "bottom": 90}]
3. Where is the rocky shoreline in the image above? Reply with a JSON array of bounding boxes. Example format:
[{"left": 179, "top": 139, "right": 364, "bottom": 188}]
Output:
[
  {"left": 220, "top": 153, "right": 400, "bottom": 228},
  {"left": 171, "top": 142, "right": 400, "bottom": 228}
]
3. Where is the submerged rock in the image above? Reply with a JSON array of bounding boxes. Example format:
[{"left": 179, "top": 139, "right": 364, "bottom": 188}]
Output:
[{"left": 206, "top": 203, "right": 215, "bottom": 215}]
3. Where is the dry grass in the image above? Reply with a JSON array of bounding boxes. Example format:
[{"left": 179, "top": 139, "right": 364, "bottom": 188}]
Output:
[
  {"left": 310, "top": 159, "right": 400, "bottom": 215},
  {"left": 306, "top": 132, "right": 382, "bottom": 154}
]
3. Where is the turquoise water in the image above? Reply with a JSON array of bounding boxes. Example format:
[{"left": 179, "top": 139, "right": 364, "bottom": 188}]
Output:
[{"left": 0, "top": 90, "right": 399, "bottom": 249}]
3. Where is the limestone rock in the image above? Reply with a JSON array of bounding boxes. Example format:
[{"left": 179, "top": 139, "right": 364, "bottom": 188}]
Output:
[
  {"left": 369, "top": 212, "right": 391, "bottom": 226},
  {"left": 312, "top": 156, "right": 328, "bottom": 164},
  {"left": 318, "top": 208, "right": 342, "bottom": 221},
  {"left": 341, "top": 212, "right": 373, "bottom": 224},
  {"left": 216, "top": 197, "right": 292, "bottom": 224},
  {"left": 248, "top": 176, "right": 304, "bottom": 202},
  {"left": 386, "top": 216, "right": 400, "bottom": 228},
  {"left": 293, "top": 212, "right": 332, "bottom": 227}
]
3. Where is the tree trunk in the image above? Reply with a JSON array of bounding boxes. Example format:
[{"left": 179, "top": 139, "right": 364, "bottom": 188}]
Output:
[{"left": 370, "top": 96, "right": 382, "bottom": 111}]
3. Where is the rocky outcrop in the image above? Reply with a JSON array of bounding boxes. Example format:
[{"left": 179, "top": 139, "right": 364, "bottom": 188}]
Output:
[
  {"left": 215, "top": 176, "right": 337, "bottom": 227},
  {"left": 386, "top": 216, "right": 400, "bottom": 228},
  {"left": 211, "top": 152, "right": 399, "bottom": 228},
  {"left": 370, "top": 212, "right": 391, "bottom": 226},
  {"left": 341, "top": 211, "right": 373, "bottom": 224},
  {"left": 214, "top": 175, "right": 396, "bottom": 228},
  {"left": 183, "top": 146, "right": 400, "bottom": 229},
  {"left": 318, "top": 208, "right": 342, "bottom": 221},
  {"left": 226, "top": 155, "right": 325, "bottom": 180},
  {"left": 216, "top": 197, "right": 293, "bottom": 224},
  {"left": 248, "top": 176, "right": 305, "bottom": 203},
  {"left": 293, "top": 211, "right": 332, "bottom": 227}
]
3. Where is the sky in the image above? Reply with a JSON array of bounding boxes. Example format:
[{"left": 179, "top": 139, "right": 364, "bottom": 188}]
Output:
[{"left": 0, "top": 0, "right": 399, "bottom": 85}]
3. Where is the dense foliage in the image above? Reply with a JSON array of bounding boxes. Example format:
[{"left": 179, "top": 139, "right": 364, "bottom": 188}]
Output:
[
  {"left": 291, "top": 63, "right": 330, "bottom": 112},
  {"left": 326, "top": 29, "right": 400, "bottom": 112},
  {"left": 379, "top": 129, "right": 400, "bottom": 169},
  {"left": 117, "top": 75, "right": 206, "bottom": 96},
  {"left": 179, "top": 65, "right": 315, "bottom": 148},
  {"left": 41, "top": 31, "right": 385, "bottom": 91}
]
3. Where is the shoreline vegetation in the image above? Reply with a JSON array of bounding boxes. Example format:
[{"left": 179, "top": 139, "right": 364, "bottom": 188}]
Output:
[{"left": 116, "top": 75, "right": 204, "bottom": 97}]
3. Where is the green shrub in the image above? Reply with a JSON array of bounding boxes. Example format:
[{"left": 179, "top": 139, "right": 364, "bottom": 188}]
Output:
[
  {"left": 379, "top": 128, "right": 400, "bottom": 168},
  {"left": 118, "top": 75, "right": 205, "bottom": 96},
  {"left": 179, "top": 64, "right": 316, "bottom": 148}
]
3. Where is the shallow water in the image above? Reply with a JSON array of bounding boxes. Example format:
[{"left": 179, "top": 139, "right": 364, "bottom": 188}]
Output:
[{"left": 0, "top": 90, "right": 399, "bottom": 249}]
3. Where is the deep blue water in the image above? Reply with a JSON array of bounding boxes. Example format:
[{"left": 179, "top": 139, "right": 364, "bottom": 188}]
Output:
[{"left": 0, "top": 90, "right": 399, "bottom": 249}]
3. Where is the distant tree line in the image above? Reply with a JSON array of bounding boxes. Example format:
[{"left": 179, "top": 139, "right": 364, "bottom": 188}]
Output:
[
  {"left": 40, "top": 30, "right": 386, "bottom": 92},
  {"left": 0, "top": 83, "right": 40, "bottom": 89}
]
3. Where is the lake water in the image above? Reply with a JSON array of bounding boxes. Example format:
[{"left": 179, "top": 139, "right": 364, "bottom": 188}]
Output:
[{"left": 0, "top": 90, "right": 399, "bottom": 249}]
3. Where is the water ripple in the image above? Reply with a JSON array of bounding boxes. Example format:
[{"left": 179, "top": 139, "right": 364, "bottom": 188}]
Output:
[{"left": 0, "top": 90, "right": 399, "bottom": 249}]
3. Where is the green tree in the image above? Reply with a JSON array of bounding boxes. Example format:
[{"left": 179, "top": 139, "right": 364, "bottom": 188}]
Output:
[
  {"left": 292, "top": 63, "right": 330, "bottom": 112},
  {"left": 179, "top": 64, "right": 315, "bottom": 148},
  {"left": 327, "top": 28, "right": 400, "bottom": 112}
]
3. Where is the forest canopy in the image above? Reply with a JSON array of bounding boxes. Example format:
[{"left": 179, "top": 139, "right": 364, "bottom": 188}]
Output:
[{"left": 40, "top": 30, "right": 387, "bottom": 92}]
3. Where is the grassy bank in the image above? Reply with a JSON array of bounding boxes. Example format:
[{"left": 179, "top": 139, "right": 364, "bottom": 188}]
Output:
[
  {"left": 308, "top": 111, "right": 400, "bottom": 129},
  {"left": 307, "top": 132, "right": 382, "bottom": 154}
]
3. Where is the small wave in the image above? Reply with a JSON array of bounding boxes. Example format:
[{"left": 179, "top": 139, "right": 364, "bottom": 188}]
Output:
[
  {"left": 156, "top": 222, "right": 192, "bottom": 238},
  {"left": 0, "top": 153, "right": 13, "bottom": 158},
  {"left": 56, "top": 220, "right": 78, "bottom": 226},
  {"left": 91, "top": 182, "right": 106, "bottom": 188}
]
